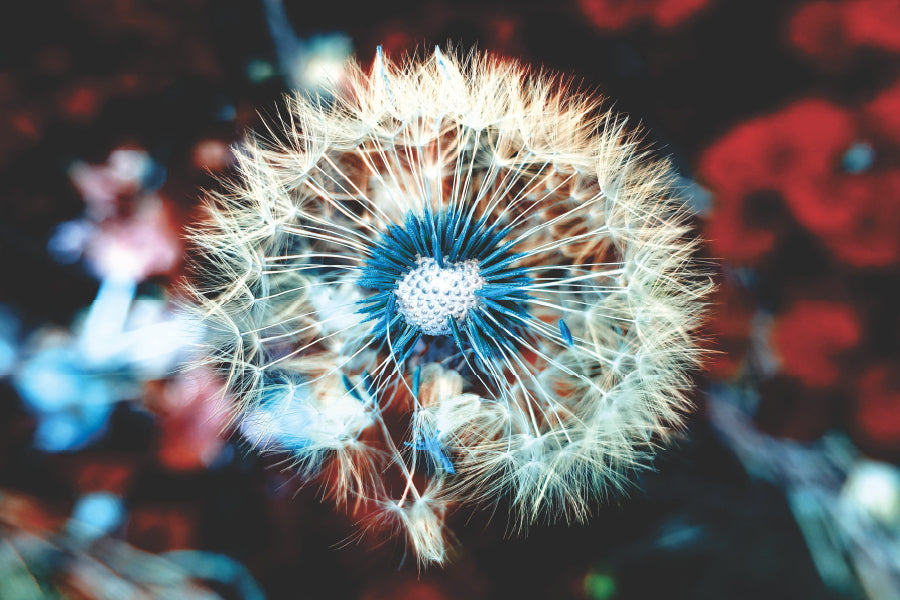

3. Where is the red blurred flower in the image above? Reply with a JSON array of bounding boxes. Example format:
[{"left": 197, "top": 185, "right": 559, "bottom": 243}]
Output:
[
  {"left": 702, "top": 100, "right": 855, "bottom": 194},
  {"left": 699, "top": 96, "right": 900, "bottom": 267},
  {"left": 790, "top": 0, "right": 900, "bottom": 61},
  {"left": 578, "top": 0, "right": 711, "bottom": 31},
  {"left": 782, "top": 82, "right": 900, "bottom": 267},
  {"left": 853, "top": 363, "right": 900, "bottom": 451},
  {"left": 789, "top": 171, "right": 900, "bottom": 268},
  {"left": 698, "top": 100, "right": 855, "bottom": 264},
  {"left": 844, "top": 0, "right": 900, "bottom": 52},
  {"left": 864, "top": 79, "right": 900, "bottom": 146},
  {"left": 790, "top": 1, "right": 851, "bottom": 60},
  {"left": 772, "top": 300, "right": 861, "bottom": 389},
  {"left": 783, "top": 178, "right": 862, "bottom": 238},
  {"left": 703, "top": 196, "right": 779, "bottom": 263}
]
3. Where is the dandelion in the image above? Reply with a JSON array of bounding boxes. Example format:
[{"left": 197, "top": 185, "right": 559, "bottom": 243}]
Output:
[{"left": 185, "top": 47, "right": 709, "bottom": 565}]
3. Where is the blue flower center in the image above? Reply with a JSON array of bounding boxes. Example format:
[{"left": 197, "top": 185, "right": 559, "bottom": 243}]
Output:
[{"left": 357, "top": 207, "right": 531, "bottom": 367}]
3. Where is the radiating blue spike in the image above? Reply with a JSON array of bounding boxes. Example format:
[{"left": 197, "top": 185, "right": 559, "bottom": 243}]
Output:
[
  {"left": 441, "top": 213, "right": 453, "bottom": 253},
  {"left": 359, "top": 311, "right": 382, "bottom": 323},
  {"left": 452, "top": 210, "right": 483, "bottom": 260},
  {"left": 372, "top": 312, "right": 403, "bottom": 339},
  {"left": 449, "top": 220, "right": 473, "bottom": 261},
  {"left": 342, "top": 374, "right": 362, "bottom": 400},
  {"left": 437, "top": 209, "right": 448, "bottom": 258},
  {"left": 460, "top": 217, "right": 488, "bottom": 257},
  {"left": 406, "top": 428, "right": 455, "bottom": 474},
  {"left": 489, "top": 277, "right": 531, "bottom": 289},
  {"left": 475, "top": 284, "right": 526, "bottom": 298},
  {"left": 412, "top": 365, "right": 421, "bottom": 399},
  {"left": 360, "top": 265, "right": 403, "bottom": 280},
  {"left": 448, "top": 317, "right": 466, "bottom": 354},
  {"left": 387, "top": 222, "right": 414, "bottom": 242},
  {"left": 483, "top": 267, "right": 530, "bottom": 282},
  {"left": 558, "top": 319, "right": 574, "bottom": 346},
  {"left": 431, "top": 228, "right": 443, "bottom": 265},
  {"left": 494, "top": 292, "right": 532, "bottom": 304},
  {"left": 357, "top": 306, "right": 387, "bottom": 320},
  {"left": 357, "top": 297, "right": 389, "bottom": 309},
  {"left": 467, "top": 218, "right": 501, "bottom": 250},
  {"left": 405, "top": 212, "right": 427, "bottom": 256},
  {"left": 479, "top": 253, "right": 524, "bottom": 276},
  {"left": 394, "top": 325, "right": 418, "bottom": 356},
  {"left": 369, "top": 246, "right": 409, "bottom": 265},
  {"left": 373, "top": 243, "right": 416, "bottom": 268},
  {"left": 362, "top": 370, "right": 376, "bottom": 399},
  {"left": 480, "top": 297, "right": 530, "bottom": 322},
  {"left": 361, "top": 262, "right": 398, "bottom": 275},
  {"left": 434, "top": 46, "right": 453, "bottom": 82},
  {"left": 465, "top": 313, "right": 494, "bottom": 363},
  {"left": 479, "top": 239, "right": 521, "bottom": 269},
  {"left": 445, "top": 209, "right": 467, "bottom": 260},
  {"left": 387, "top": 224, "right": 418, "bottom": 255},
  {"left": 357, "top": 277, "right": 396, "bottom": 289},
  {"left": 365, "top": 289, "right": 392, "bottom": 301},
  {"left": 395, "top": 331, "right": 422, "bottom": 369},
  {"left": 356, "top": 292, "right": 390, "bottom": 306},
  {"left": 471, "top": 220, "right": 513, "bottom": 259},
  {"left": 421, "top": 205, "right": 443, "bottom": 266},
  {"left": 442, "top": 209, "right": 460, "bottom": 255},
  {"left": 469, "top": 309, "right": 513, "bottom": 352},
  {"left": 375, "top": 46, "right": 396, "bottom": 105}
]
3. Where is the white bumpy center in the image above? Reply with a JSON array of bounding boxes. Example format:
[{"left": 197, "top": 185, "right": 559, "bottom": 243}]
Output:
[{"left": 395, "top": 257, "right": 485, "bottom": 335}]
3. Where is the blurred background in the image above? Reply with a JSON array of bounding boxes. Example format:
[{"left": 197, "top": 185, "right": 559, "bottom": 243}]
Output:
[{"left": 0, "top": 0, "right": 898, "bottom": 598}]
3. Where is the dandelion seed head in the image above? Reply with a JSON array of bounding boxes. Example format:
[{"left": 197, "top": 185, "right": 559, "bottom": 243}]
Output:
[{"left": 184, "top": 46, "right": 710, "bottom": 565}]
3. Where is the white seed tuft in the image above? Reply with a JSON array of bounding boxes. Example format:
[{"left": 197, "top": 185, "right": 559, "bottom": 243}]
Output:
[{"left": 182, "top": 46, "right": 711, "bottom": 566}]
